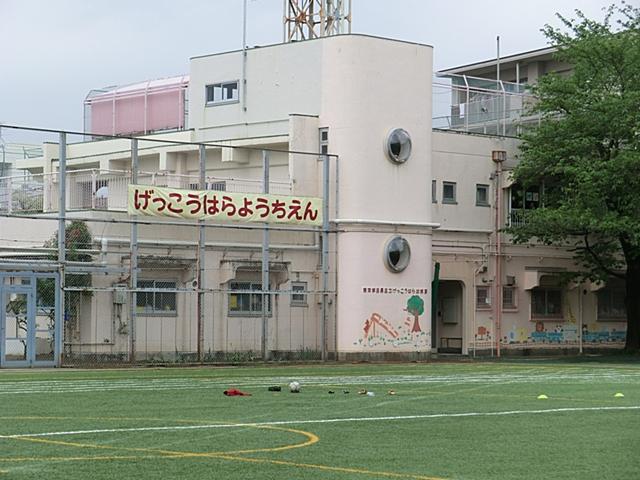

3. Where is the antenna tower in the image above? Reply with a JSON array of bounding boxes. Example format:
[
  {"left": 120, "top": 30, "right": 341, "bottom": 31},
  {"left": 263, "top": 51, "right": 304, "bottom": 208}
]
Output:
[{"left": 283, "top": 0, "right": 352, "bottom": 43}]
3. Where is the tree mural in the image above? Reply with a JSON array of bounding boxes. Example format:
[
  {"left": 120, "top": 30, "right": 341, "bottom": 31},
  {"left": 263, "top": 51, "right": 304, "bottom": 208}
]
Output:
[{"left": 406, "top": 295, "right": 424, "bottom": 333}]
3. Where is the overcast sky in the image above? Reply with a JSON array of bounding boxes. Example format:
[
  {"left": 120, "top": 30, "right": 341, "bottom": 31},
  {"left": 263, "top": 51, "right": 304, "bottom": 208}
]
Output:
[{"left": 0, "top": 0, "right": 619, "bottom": 143}]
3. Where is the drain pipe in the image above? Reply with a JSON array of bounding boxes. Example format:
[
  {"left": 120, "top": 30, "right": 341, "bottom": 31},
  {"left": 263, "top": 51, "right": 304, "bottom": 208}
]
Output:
[{"left": 492, "top": 150, "right": 506, "bottom": 357}]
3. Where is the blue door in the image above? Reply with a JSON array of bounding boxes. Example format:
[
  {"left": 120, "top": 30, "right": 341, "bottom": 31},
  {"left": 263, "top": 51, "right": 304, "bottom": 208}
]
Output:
[{"left": 0, "top": 273, "right": 61, "bottom": 367}]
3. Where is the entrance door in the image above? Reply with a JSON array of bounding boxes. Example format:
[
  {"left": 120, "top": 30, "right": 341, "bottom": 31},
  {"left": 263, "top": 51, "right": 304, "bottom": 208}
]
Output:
[
  {"left": 435, "top": 281, "right": 464, "bottom": 354},
  {"left": 0, "top": 273, "right": 60, "bottom": 367}
]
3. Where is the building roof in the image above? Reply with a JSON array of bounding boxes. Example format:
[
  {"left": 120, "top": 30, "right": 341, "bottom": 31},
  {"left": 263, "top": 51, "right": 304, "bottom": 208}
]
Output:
[
  {"left": 85, "top": 75, "right": 190, "bottom": 102},
  {"left": 439, "top": 46, "right": 557, "bottom": 76},
  {"left": 190, "top": 33, "right": 433, "bottom": 61}
]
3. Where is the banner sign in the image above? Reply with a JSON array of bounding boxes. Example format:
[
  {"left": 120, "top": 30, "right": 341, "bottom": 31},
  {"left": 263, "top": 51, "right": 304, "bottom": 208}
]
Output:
[{"left": 128, "top": 184, "right": 323, "bottom": 226}]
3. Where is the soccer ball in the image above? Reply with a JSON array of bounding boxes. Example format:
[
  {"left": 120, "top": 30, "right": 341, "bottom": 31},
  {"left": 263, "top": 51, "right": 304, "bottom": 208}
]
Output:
[{"left": 289, "top": 381, "right": 301, "bottom": 393}]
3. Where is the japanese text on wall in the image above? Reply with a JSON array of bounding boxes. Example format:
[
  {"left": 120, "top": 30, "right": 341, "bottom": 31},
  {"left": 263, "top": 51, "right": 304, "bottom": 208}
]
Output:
[{"left": 128, "top": 184, "right": 323, "bottom": 226}]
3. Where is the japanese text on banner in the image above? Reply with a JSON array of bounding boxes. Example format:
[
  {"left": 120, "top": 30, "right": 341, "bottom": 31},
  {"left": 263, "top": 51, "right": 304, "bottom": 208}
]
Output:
[{"left": 128, "top": 184, "right": 323, "bottom": 226}]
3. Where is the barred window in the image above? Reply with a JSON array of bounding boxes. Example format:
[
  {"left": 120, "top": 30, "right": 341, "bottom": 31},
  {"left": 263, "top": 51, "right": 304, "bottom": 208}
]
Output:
[
  {"left": 229, "top": 282, "right": 271, "bottom": 316},
  {"left": 476, "top": 286, "right": 491, "bottom": 309},
  {"left": 503, "top": 286, "right": 517, "bottom": 310},
  {"left": 291, "top": 282, "right": 308, "bottom": 306},
  {"left": 136, "top": 280, "right": 177, "bottom": 315}
]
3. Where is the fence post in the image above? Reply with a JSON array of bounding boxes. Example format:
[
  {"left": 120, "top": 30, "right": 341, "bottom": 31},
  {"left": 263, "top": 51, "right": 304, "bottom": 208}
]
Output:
[
  {"left": 58, "top": 132, "right": 66, "bottom": 364},
  {"left": 197, "top": 144, "right": 206, "bottom": 362},
  {"left": 129, "top": 139, "right": 138, "bottom": 362},
  {"left": 261, "top": 150, "right": 270, "bottom": 361},
  {"left": 321, "top": 153, "right": 330, "bottom": 361}
]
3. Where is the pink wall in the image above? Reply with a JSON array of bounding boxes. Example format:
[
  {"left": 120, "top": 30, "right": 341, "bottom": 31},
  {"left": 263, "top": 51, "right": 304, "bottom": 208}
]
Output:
[{"left": 87, "top": 78, "right": 188, "bottom": 136}]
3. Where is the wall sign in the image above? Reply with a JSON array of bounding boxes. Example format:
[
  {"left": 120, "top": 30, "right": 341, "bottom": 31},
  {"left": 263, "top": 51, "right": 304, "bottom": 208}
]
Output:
[{"left": 128, "top": 184, "right": 322, "bottom": 226}]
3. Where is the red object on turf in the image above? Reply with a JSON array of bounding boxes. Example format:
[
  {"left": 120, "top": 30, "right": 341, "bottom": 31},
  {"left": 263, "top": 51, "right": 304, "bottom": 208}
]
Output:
[{"left": 223, "top": 389, "right": 252, "bottom": 396}]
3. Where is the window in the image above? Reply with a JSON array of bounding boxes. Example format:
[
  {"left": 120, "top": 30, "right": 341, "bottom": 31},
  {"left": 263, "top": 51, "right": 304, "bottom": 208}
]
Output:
[
  {"left": 442, "top": 182, "right": 457, "bottom": 204},
  {"left": 384, "top": 236, "right": 411, "bottom": 273},
  {"left": 188, "top": 181, "right": 226, "bottom": 191},
  {"left": 476, "top": 286, "right": 491, "bottom": 309},
  {"left": 509, "top": 183, "right": 541, "bottom": 226},
  {"left": 502, "top": 286, "right": 517, "bottom": 310},
  {"left": 385, "top": 128, "right": 412, "bottom": 164},
  {"left": 228, "top": 281, "right": 271, "bottom": 316},
  {"left": 531, "top": 288, "right": 562, "bottom": 319},
  {"left": 432, "top": 180, "right": 437, "bottom": 203},
  {"left": 319, "top": 128, "right": 329, "bottom": 157},
  {"left": 598, "top": 285, "right": 626, "bottom": 320},
  {"left": 476, "top": 184, "right": 490, "bottom": 206},
  {"left": 291, "top": 282, "right": 308, "bottom": 306},
  {"left": 205, "top": 81, "right": 239, "bottom": 105},
  {"left": 136, "top": 280, "right": 176, "bottom": 315}
]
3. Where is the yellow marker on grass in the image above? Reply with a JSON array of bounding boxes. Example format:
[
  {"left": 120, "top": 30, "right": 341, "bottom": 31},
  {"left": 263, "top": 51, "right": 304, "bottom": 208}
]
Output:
[
  {"left": 614, "top": 392, "right": 625, "bottom": 398},
  {"left": 537, "top": 394, "right": 548, "bottom": 400}
]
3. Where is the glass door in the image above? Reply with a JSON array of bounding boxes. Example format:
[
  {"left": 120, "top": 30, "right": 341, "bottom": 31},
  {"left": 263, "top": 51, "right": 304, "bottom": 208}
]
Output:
[{"left": 2, "top": 289, "right": 32, "bottom": 367}]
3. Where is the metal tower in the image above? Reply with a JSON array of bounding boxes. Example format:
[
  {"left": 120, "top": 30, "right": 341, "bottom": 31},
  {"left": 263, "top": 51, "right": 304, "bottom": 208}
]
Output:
[{"left": 283, "top": 0, "right": 352, "bottom": 43}]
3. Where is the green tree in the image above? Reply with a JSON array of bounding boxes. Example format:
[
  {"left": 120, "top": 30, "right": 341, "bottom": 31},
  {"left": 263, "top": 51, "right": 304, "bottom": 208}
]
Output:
[
  {"left": 406, "top": 295, "right": 424, "bottom": 333},
  {"left": 40, "top": 220, "right": 94, "bottom": 327},
  {"left": 509, "top": 3, "right": 640, "bottom": 351}
]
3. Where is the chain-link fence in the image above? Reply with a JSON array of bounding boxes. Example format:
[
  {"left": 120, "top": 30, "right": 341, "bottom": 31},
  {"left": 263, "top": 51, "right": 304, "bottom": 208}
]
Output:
[{"left": 0, "top": 125, "right": 337, "bottom": 367}]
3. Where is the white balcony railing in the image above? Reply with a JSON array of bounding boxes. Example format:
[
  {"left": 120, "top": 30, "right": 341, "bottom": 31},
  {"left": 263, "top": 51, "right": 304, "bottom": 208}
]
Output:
[{"left": 0, "top": 169, "right": 293, "bottom": 215}]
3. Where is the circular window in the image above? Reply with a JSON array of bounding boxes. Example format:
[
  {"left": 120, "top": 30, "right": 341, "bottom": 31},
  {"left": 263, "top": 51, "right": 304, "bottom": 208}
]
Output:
[
  {"left": 384, "top": 236, "right": 411, "bottom": 273},
  {"left": 385, "top": 128, "right": 412, "bottom": 164}
]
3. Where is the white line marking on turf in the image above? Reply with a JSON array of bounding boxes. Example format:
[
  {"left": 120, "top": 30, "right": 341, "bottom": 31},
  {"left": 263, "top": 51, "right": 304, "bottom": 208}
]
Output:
[{"left": 2, "top": 406, "right": 638, "bottom": 439}]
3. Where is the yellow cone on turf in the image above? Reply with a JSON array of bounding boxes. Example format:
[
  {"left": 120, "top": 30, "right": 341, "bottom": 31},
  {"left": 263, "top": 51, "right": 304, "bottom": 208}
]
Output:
[
  {"left": 614, "top": 392, "right": 625, "bottom": 398},
  {"left": 537, "top": 394, "right": 548, "bottom": 400}
]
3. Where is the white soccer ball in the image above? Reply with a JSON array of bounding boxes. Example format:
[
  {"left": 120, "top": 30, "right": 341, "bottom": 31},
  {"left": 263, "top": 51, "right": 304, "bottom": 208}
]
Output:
[{"left": 289, "top": 381, "right": 301, "bottom": 392}]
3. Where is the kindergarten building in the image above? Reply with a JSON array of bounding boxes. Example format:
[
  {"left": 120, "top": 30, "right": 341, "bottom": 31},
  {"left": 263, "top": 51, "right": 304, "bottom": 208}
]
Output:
[{"left": 0, "top": 30, "right": 626, "bottom": 366}]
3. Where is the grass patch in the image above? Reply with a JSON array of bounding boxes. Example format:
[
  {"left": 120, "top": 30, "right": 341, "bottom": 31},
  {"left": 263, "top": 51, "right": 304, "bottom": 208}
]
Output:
[{"left": 0, "top": 360, "right": 638, "bottom": 479}]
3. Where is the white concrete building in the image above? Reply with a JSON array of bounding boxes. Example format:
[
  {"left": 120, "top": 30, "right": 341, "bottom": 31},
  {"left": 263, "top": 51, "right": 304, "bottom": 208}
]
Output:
[{"left": 0, "top": 36, "right": 625, "bottom": 366}]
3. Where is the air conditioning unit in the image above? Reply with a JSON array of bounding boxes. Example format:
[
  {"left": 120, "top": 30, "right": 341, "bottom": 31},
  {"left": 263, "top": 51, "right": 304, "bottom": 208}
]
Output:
[{"left": 506, "top": 275, "right": 516, "bottom": 286}]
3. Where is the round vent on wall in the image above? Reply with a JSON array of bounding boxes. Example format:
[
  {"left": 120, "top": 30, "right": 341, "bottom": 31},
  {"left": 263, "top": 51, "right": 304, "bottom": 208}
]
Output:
[
  {"left": 384, "top": 236, "right": 411, "bottom": 273},
  {"left": 385, "top": 128, "right": 412, "bottom": 164}
]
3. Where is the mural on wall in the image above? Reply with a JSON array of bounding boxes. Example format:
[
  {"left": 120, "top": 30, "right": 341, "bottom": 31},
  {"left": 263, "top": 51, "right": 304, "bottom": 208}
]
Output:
[
  {"left": 472, "top": 307, "right": 626, "bottom": 350},
  {"left": 502, "top": 321, "right": 625, "bottom": 346},
  {"left": 471, "top": 321, "right": 625, "bottom": 348},
  {"left": 356, "top": 295, "right": 430, "bottom": 349}
]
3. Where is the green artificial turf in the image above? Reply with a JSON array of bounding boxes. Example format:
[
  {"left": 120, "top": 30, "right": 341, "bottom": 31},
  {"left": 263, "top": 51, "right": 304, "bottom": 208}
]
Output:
[{"left": 0, "top": 360, "right": 639, "bottom": 479}]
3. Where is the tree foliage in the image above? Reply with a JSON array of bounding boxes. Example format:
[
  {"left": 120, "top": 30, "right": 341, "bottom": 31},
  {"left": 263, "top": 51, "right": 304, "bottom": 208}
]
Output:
[
  {"left": 40, "top": 220, "right": 94, "bottom": 315},
  {"left": 510, "top": 3, "right": 640, "bottom": 350}
]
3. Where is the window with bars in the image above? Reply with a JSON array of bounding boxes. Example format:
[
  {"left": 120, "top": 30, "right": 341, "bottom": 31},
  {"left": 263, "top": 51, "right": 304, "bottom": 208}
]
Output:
[
  {"left": 443, "top": 181, "right": 457, "bottom": 204},
  {"left": 476, "top": 286, "right": 491, "bottom": 309},
  {"left": 228, "top": 281, "right": 272, "bottom": 316},
  {"left": 502, "top": 286, "right": 517, "bottom": 310},
  {"left": 291, "top": 282, "right": 308, "bottom": 306},
  {"left": 136, "top": 280, "right": 177, "bottom": 315}
]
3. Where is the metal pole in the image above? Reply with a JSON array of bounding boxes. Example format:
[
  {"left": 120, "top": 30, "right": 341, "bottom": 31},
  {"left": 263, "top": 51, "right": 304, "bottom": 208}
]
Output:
[
  {"left": 496, "top": 36, "right": 501, "bottom": 135},
  {"left": 241, "top": 0, "right": 248, "bottom": 112},
  {"left": 130, "top": 139, "right": 138, "bottom": 362},
  {"left": 261, "top": 150, "right": 270, "bottom": 361},
  {"left": 197, "top": 144, "right": 206, "bottom": 361},
  {"left": 578, "top": 285, "right": 584, "bottom": 354},
  {"left": 492, "top": 151, "right": 505, "bottom": 357},
  {"left": 321, "top": 152, "right": 330, "bottom": 361},
  {"left": 58, "top": 132, "right": 67, "bottom": 362},
  {"left": 58, "top": 133, "right": 66, "bottom": 265}
]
